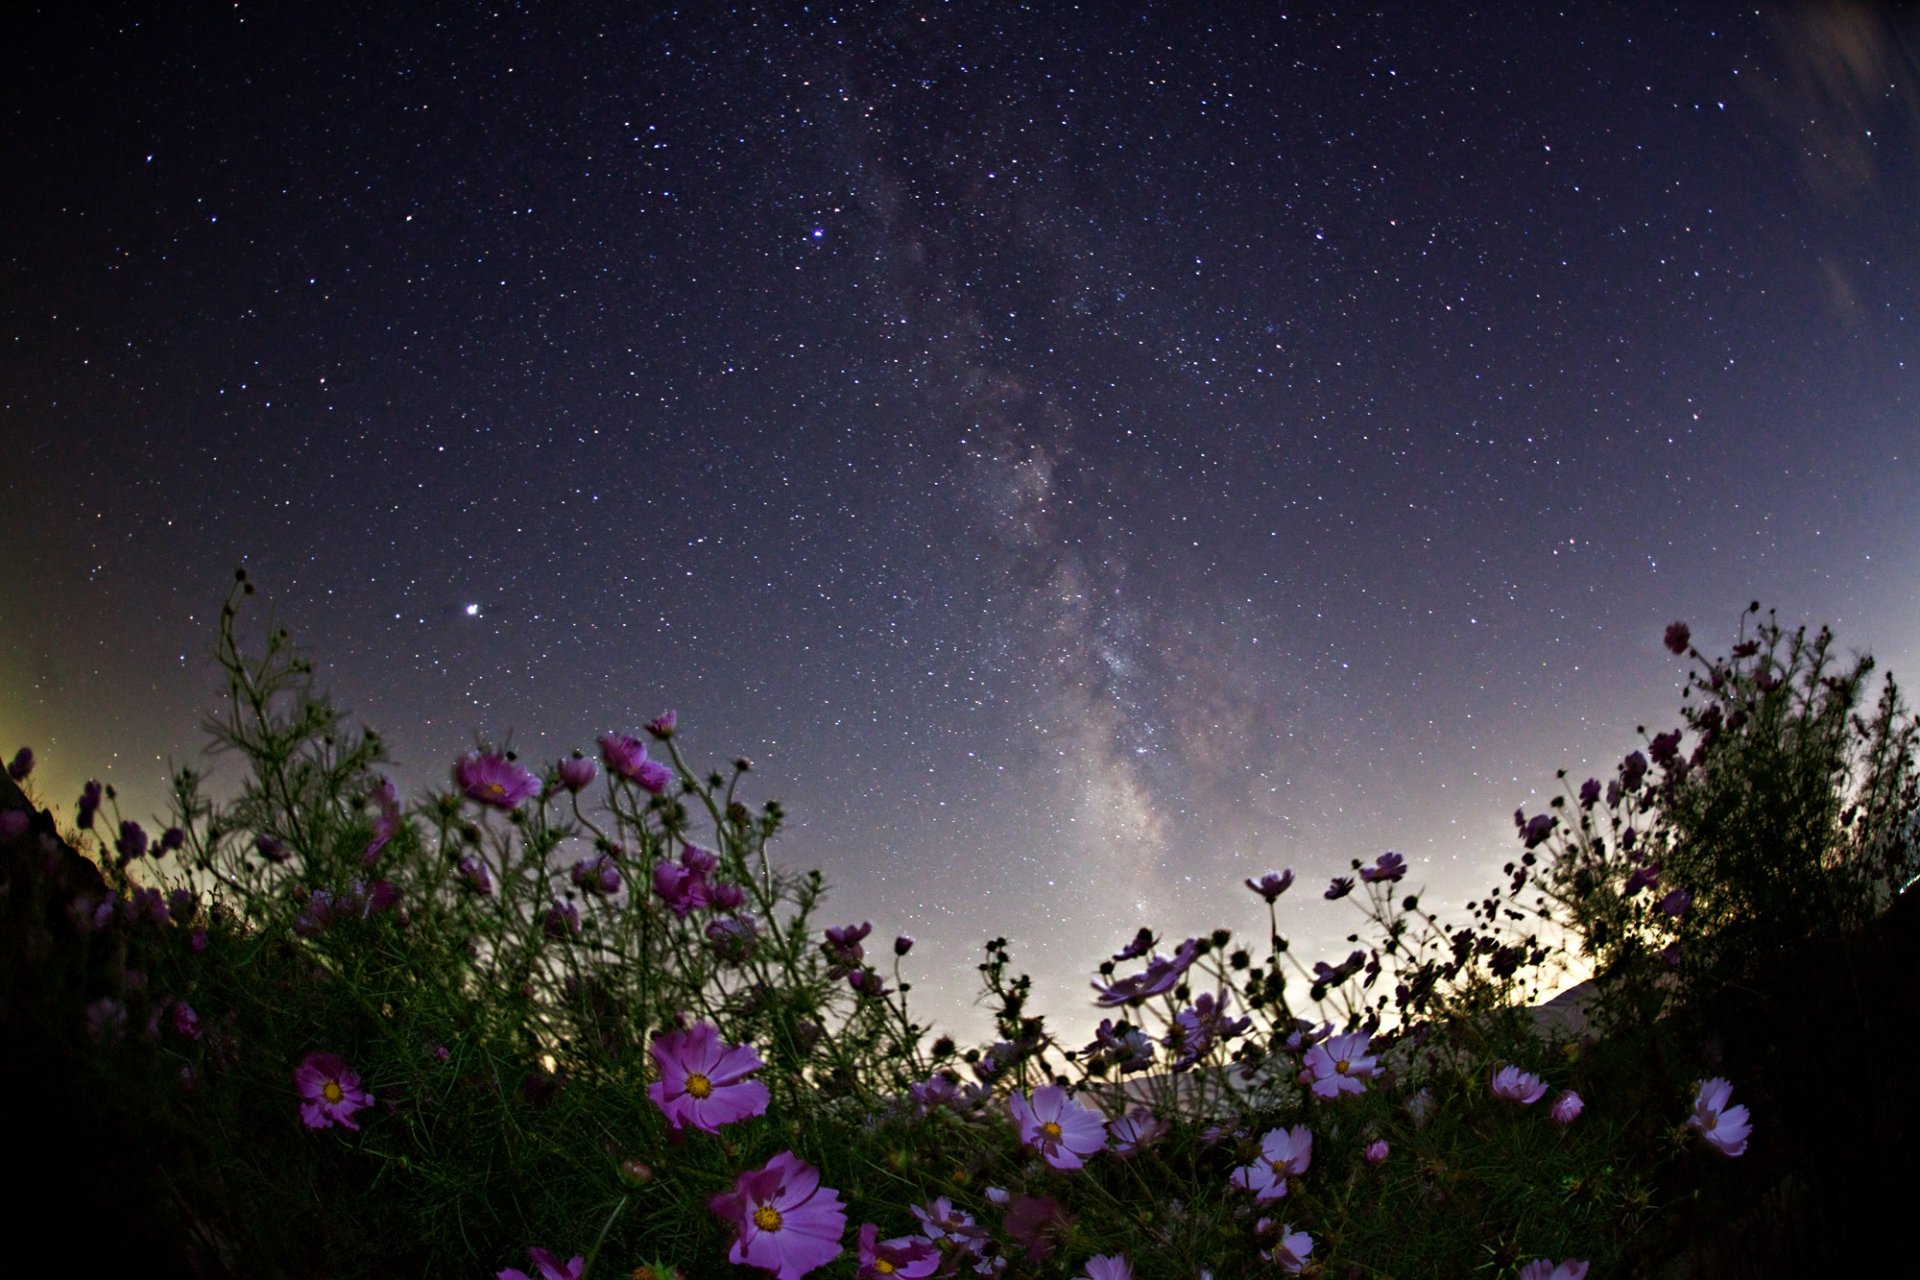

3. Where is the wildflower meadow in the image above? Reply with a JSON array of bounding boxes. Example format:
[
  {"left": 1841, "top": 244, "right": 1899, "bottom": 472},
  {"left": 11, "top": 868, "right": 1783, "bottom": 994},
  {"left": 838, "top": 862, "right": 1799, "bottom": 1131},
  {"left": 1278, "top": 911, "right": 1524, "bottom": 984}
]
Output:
[{"left": 4, "top": 575, "right": 1917, "bottom": 1276}]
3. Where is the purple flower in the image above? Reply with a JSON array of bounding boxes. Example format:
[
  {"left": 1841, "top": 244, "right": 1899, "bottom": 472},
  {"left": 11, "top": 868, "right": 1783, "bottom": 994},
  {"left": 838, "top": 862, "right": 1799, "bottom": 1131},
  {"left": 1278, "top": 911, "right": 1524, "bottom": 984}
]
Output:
[
  {"left": 1621, "top": 750, "right": 1649, "bottom": 792},
  {"left": 1490, "top": 1065, "right": 1548, "bottom": 1105},
  {"left": 294, "top": 1051, "right": 374, "bottom": 1131},
  {"left": 84, "top": 997, "right": 127, "bottom": 1044},
  {"left": 457, "top": 855, "right": 494, "bottom": 895},
  {"left": 894, "top": 933, "right": 915, "bottom": 956},
  {"left": 1520, "top": 813, "right": 1557, "bottom": 849},
  {"left": 1659, "top": 887, "right": 1692, "bottom": 918},
  {"left": 167, "top": 888, "right": 199, "bottom": 924},
  {"left": 823, "top": 921, "right": 873, "bottom": 968},
  {"left": 256, "top": 833, "right": 290, "bottom": 864},
  {"left": 571, "top": 853, "right": 622, "bottom": 896},
  {"left": 907, "top": 1198, "right": 985, "bottom": 1252},
  {"left": 1077, "top": 1256, "right": 1133, "bottom": 1280},
  {"left": 855, "top": 1223, "right": 939, "bottom": 1279},
  {"left": 1624, "top": 861, "right": 1662, "bottom": 897},
  {"left": 1259, "top": 1221, "right": 1314, "bottom": 1274},
  {"left": 1520, "top": 1261, "right": 1590, "bottom": 1280},
  {"left": 1230, "top": 1125, "right": 1313, "bottom": 1202},
  {"left": 1689, "top": 1077, "right": 1752, "bottom": 1157},
  {"left": 708, "top": 1151, "right": 847, "bottom": 1280},
  {"left": 6, "top": 747, "right": 32, "bottom": 782},
  {"left": 645, "top": 710, "right": 678, "bottom": 740},
  {"left": 115, "top": 820, "right": 149, "bottom": 865},
  {"left": 1364, "top": 1139, "right": 1389, "bottom": 1164},
  {"left": 1106, "top": 1106, "right": 1169, "bottom": 1158},
  {"left": 1303, "top": 1032, "right": 1377, "bottom": 1099},
  {"left": 1111, "top": 927, "right": 1158, "bottom": 962},
  {"left": 647, "top": 1022, "right": 770, "bottom": 1135},
  {"left": 76, "top": 780, "right": 102, "bottom": 829},
  {"left": 1550, "top": 1089, "right": 1584, "bottom": 1127},
  {"left": 364, "top": 777, "right": 401, "bottom": 863},
  {"left": 543, "top": 899, "right": 580, "bottom": 940},
  {"left": 1324, "top": 876, "right": 1355, "bottom": 900},
  {"left": 1093, "top": 937, "right": 1201, "bottom": 1007},
  {"left": 653, "top": 860, "right": 711, "bottom": 917},
  {"left": 1246, "top": 869, "right": 1295, "bottom": 902},
  {"left": 1664, "top": 621, "right": 1691, "bottom": 655},
  {"left": 497, "top": 1248, "right": 585, "bottom": 1280},
  {"left": 1577, "top": 778, "right": 1601, "bottom": 809},
  {"left": 1008, "top": 1085, "right": 1107, "bottom": 1171},
  {"left": 1359, "top": 852, "right": 1407, "bottom": 883},
  {"left": 556, "top": 755, "right": 597, "bottom": 794},
  {"left": 600, "top": 732, "right": 673, "bottom": 794},
  {"left": 454, "top": 751, "right": 540, "bottom": 810}
]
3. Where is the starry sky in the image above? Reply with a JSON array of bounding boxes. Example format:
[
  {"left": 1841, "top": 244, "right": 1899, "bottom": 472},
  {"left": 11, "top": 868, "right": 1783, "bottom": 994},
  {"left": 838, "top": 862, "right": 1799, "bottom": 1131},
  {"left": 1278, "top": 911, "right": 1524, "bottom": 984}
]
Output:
[{"left": 5, "top": 1, "right": 1918, "bottom": 1047}]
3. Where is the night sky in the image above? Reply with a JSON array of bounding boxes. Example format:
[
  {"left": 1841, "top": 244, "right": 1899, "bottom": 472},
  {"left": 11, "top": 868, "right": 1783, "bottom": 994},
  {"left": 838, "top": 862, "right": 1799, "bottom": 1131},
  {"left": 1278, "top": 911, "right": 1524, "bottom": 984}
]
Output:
[{"left": 6, "top": 2, "right": 1918, "bottom": 1047}]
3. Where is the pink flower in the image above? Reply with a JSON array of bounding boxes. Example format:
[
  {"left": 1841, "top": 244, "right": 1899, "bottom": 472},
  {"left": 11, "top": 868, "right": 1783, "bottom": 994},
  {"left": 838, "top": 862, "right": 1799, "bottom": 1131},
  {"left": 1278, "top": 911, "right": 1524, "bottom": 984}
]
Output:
[
  {"left": 1550, "top": 1089, "right": 1584, "bottom": 1127},
  {"left": 497, "top": 1247, "right": 586, "bottom": 1280},
  {"left": 1093, "top": 937, "right": 1201, "bottom": 1007},
  {"left": 654, "top": 860, "right": 713, "bottom": 917},
  {"left": 294, "top": 1051, "right": 374, "bottom": 1131},
  {"left": 1230, "top": 1125, "right": 1313, "bottom": 1202},
  {"left": 855, "top": 1223, "right": 939, "bottom": 1279},
  {"left": 1245, "top": 869, "right": 1294, "bottom": 901},
  {"left": 1106, "top": 1106, "right": 1169, "bottom": 1157},
  {"left": 1519, "top": 1260, "right": 1590, "bottom": 1280},
  {"left": 1490, "top": 1065, "right": 1548, "bottom": 1105},
  {"left": 363, "top": 776, "right": 401, "bottom": 863},
  {"left": 1259, "top": 1221, "right": 1314, "bottom": 1274},
  {"left": 648, "top": 1022, "right": 770, "bottom": 1135},
  {"left": 454, "top": 751, "right": 540, "bottom": 810},
  {"left": 907, "top": 1197, "right": 985, "bottom": 1251},
  {"left": 600, "top": 732, "right": 673, "bottom": 794},
  {"left": 1008, "top": 1085, "right": 1107, "bottom": 1170},
  {"left": 709, "top": 1151, "right": 847, "bottom": 1280},
  {"left": 1363, "top": 1139, "right": 1389, "bottom": 1164},
  {"left": 1303, "top": 1031, "right": 1377, "bottom": 1099},
  {"left": 457, "top": 855, "right": 494, "bottom": 895},
  {"left": 1689, "top": 1077, "right": 1752, "bottom": 1158},
  {"left": 646, "top": 710, "right": 678, "bottom": 740},
  {"left": 1078, "top": 1256, "right": 1133, "bottom": 1280},
  {"left": 557, "top": 755, "right": 598, "bottom": 794}
]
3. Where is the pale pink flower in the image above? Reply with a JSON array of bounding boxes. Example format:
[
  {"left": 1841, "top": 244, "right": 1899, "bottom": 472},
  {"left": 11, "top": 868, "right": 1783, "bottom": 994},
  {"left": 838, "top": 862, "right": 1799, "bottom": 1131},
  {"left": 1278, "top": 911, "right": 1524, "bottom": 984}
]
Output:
[
  {"left": 1259, "top": 1221, "right": 1314, "bottom": 1274},
  {"left": 1363, "top": 1139, "right": 1389, "bottom": 1164},
  {"left": 1008, "top": 1085, "right": 1107, "bottom": 1170},
  {"left": 1490, "top": 1065, "right": 1548, "bottom": 1105},
  {"left": 1078, "top": 1256, "right": 1133, "bottom": 1280},
  {"left": 1518, "top": 1260, "right": 1590, "bottom": 1280},
  {"left": 1231, "top": 1125, "right": 1313, "bottom": 1202},
  {"left": 1550, "top": 1089, "right": 1584, "bottom": 1127},
  {"left": 1689, "top": 1077, "right": 1751, "bottom": 1157},
  {"left": 1303, "top": 1031, "right": 1377, "bottom": 1099},
  {"left": 1106, "top": 1106, "right": 1169, "bottom": 1158}
]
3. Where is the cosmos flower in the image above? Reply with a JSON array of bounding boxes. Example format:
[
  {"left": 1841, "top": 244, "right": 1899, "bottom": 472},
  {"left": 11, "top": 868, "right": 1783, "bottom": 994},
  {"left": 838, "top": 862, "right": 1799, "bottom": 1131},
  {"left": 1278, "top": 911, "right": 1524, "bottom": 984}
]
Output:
[
  {"left": 1008, "top": 1085, "right": 1107, "bottom": 1170},
  {"left": 457, "top": 854, "right": 494, "bottom": 895},
  {"left": 1259, "top": 1222, "right": 1314, "bottom": 1274},
  {"left": 364, "top": 776, "right": 401, "bottom": 863},
  {"left": 1245, "top": 869, "right": 1295, "bottom": 902},
  {"left": 1077, "top": 1256, "right": 1133, "bottom": 1280},
  {"left": 1659, "top": 887, "right": 1693, "bottom": 918},
  {"left": 1303, "top": 1031, "right": 1377, "bottom": 1099},
  {"left": 1519, "top": 1260, "right": 1590, "bottom": 1280},
  {"left": 1664, "top": 621, "right": 1691, "bottom": 655},
  {"left": 1364, "top": 1139, "right": 1390, "bottom": 1164},
  {"left": 556, "top": 755, "right": 597, "bottom": 794},
  {"left": 1359, "top": 851, "right": 1407, "bottom": 883},
  {"left": 654, "top": 860, "right": 712, "bottom": 917},
  {"left": 294, "top": 1051, "right": 374, "bottom": 1131},
  {"left": 1688, "top": 1077, "right": 1752, "bottom": 1158},
  {"left": 1323, "top": 876, "right": 1356, "bottom": 900},
  {"left": 6, "top": 746, "right": 31, "bottom": 781},
  {"left": 76, "top": 779, "right": 102, "bottom": 829},
  {"left": 1550, "top": 1089, "right": 1584, "bottom": 1127},
  {"left": 647, "top": 1022, "right": 770, "bottom": 1135},
  {"left": 855, "top": 1223, "right": 939, "bottom": 1279},
  {"left": 600, "top": 732, "right": 673, "bottom": 794},
  {"left": 497, "top": 1248, "right": 586, "bottom": 1280},
  {"left": 1106, "top": 1106, "right": 1169, "bottom": 1157},
  {"left": 907, "top": 1197, "right": 985, "bottom": 1252},
  {"left": 1093, "top": 937, "right": 1201, "bottom": 1007},
  {"left": 645, "top": 710, "right": 679, "bottom": 740},
  {"left": 709, "top": 1151, "right": 847, "bottom": 1280},
  {"left": 1490, "top": 1066, "right": 1549, "bottom": 1105},
  {"left": 1230, "top": 1125, "right": 1314, "bottom": 1202},
  {"left": 571, "top": 852, "right": 622, "bottom": 896},
  {"left": 454, "top": 751, "right": 540, "bottom": 810}
]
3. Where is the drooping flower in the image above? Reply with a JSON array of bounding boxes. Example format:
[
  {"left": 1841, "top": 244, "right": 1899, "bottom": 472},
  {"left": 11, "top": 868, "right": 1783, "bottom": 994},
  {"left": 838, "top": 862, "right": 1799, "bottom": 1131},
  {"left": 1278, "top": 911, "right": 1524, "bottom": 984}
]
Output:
[
  {"left": 454, "top": 751, "right": 538, "bottom": 810},
  {"left": 709, "top": 1151, "right": 847, "bottom": 1280},
  {"left": 1359, "top": 851, "right": 1407, "bottom": 883},
  {"left": 1519, "top": 1260, "right": 1591, "bottom": 1280},
  {"left": 600, "top": 732, "right": 673, "bottom": 794},
  {"left": 1259, "top": 1221, "right": 1315, "bottom": 1274},
  {"left": 1550, "top": 1089, "right": 1584, "bottom": 1127},
  {"left": 364, "top": 776, "right": 401, "bottom": 863},
  {"left": 1303, "top": 1031, "right": 1377, "bottom": 1099},
  {"left": 855, "top": 1223, "right": 939, "bottom": 1279},
  {"left": 1490, "top": 1066, "right": 1549, "bottom": 1105},
  {"left": 1106, "top": 1106, "right": 1169, "bottom": 1157},
  {"left": 1077, "top": 1255, "right": 1133, "bottom": 1280},
  {"left": 1364, "top": 1139, "right": 1390, "bottom": 1164},
  {"left": 1688, "top": 1077, "right": 1752, "bottom": 1157},
  {"left": 1230, "top": 1125, "right": 1313, "bottom": 1202},
  {"left": 294, "top": 1051, "right": 374, "bottom": 1131},
  {"left": 647, "top": 1022, "right": 770, "bottom": 1135},
  {"left": 1245, "top": 869, "right": 1295, "bottom": 902},
  {"left": 497, "top": 1247, "right": 587, "bottom": 1280},
  {"left": 1008, "top": 1085, "right": 1107, "bottom": 1170}
]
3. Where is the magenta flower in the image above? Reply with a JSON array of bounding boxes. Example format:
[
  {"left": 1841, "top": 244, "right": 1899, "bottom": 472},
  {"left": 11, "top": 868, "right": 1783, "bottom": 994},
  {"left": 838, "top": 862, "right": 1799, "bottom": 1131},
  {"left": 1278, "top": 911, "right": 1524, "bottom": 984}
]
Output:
[
  {"left": 1519, "top": 1260, "right": 1590, "bottom": 1280},
  {"left": 1490, "top": 1065, "right": 1549, "bottom": 1105},
  {"left": 497, "top": 1247, "right": 586, "bottom": 1280},
  {"left": 600, "top": 732, "right": 673, "bottom": 794},
  {"left": 364, "top": 777, "right": 401, "bottom": 863},
  {"left": 1078, "top": 1256, "right": 1133, "bottom": 1280},
  {"left": 1359, "top": 851, "right": 1407, "bottom": 883},
  {"left": 1245, "top": 869, "right": 1295, "bottom": 902},
  {"left": 1009, "top": 1085, "right": 1107, "bottom": 1170},
  {"left": 907, "top": 1197, "right": 985, "bottom": 1252},
  {"left": 1230, "top": 1125, "right": 1313, "bottom": 1202},
  {"left": 1303, "top": 1031, "right": 1377, "bottom": 1099},
  {"left": 1689, "top": 1077, "right": 1752, "bottom": 1157},
  {"left": 1259, "top": 1221, "right": 1315, "bottom": 1274},
  {"left": 457, "top": 854, "right": 494, "bottom": 895},
  {"left": 709, "top": 1151, "right": 847, "bottom": 1280},
  {"left": 294, "top": 1051, "right": 374, "bottom": 1131},
  {"left": 1364, "top": 1139, "right": 1390, "bottom": 1164},
  {"left": 1092, "top": 937, "right": 1201, "bottom": 1007},
  {"left": 646, "top": 709, "right": 678, "bottom": 739},
  {"left": 1550, "top": 1089, "right": 1584, "bottom": 1127},
  {"left": 654, "top": 860, "right": 713, "bottom": 917},
  {"left": 1106, "top": 1106, "right": 1169, "bottom": 1158},
  {"left": 557, "top": 755, "right": 598, "bottom": 794},
  {"left": 855, "top": 1223, "right": 939, "bottom": 1279},
  {"left": 571, "top": 853, "right": 622, "bottom": 896},
  {"left": 648, "top": 1022, "right": 770, "bottom": 1135},
  {"left": 454, "top": 751, "right": 540, "bottom": 810}
]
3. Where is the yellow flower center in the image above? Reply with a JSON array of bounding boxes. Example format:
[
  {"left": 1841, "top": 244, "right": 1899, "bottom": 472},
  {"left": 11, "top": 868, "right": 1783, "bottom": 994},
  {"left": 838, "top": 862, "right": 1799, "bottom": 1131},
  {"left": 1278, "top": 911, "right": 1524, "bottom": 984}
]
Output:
[
  {"left": 485, "top": 782, "right": 506, "bottom": 797},
  {"left": 874, "top": 1262, "right": 897, "bottom": 1275},
  {"left": 323, "top": 1080, "right": 344, "bottom": 1105},
  {"left": 1335, "top": 1059, "right": 1351, "bottom": 1074},
  {"left": 1703, "top": 1114, "right": 1718, "bottom": 1131},
  {"left": 685, "top": 1073, "right": 713, "bottom": 1099},
  {"left": 1042, "top": 1120, "right": 1062, "bottom": 1140},
  {"left": 753, "top": 1205, "right": 783, "bottom": 1232}
]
